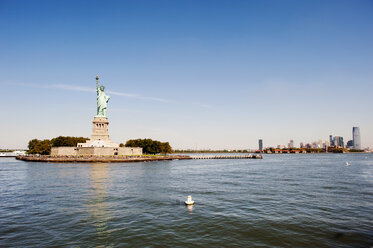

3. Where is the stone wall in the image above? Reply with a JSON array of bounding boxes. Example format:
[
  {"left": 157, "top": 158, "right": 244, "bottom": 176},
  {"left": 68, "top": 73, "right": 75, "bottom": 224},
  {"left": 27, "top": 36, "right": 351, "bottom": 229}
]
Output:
[
  {"left": 118, "top": 147, "right": 143, "bottom": 155},
  {"left": 51, "top": 146, "right": 143, "bottom": 156},
  {"left": 51, "top": 147, "right": 77, "bottom": 156},
  {"left": 77, "top": 147, "right": 96, "bottom": 156}
]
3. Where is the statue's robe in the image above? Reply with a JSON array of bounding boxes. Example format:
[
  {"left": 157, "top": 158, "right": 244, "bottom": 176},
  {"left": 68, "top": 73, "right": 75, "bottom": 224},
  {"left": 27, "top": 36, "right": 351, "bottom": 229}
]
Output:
[{"left": 97, "top": 90, "right": 110, "bottom": 116}]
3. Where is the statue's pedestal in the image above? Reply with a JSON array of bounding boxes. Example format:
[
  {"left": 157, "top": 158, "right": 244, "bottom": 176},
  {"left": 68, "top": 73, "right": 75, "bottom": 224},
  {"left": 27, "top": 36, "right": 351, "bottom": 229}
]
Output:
[
  {"left": 91, "top": 117, "right": 110, "bottom": 141},
  {"left": 77, "top": 117, "right": 119, "bottom": 148}
]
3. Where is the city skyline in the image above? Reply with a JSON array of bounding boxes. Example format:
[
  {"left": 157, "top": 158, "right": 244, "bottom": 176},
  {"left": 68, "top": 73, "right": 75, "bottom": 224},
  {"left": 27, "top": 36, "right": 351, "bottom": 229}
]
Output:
[
  {"left": 260, "top": 127, "right": 364, "bottom": 150},
  {"left": 259, "top": 127, "right": 362, "bottom": 151},
  {"left": 1, "top": 0, "right": 372, "bottom": 149}
]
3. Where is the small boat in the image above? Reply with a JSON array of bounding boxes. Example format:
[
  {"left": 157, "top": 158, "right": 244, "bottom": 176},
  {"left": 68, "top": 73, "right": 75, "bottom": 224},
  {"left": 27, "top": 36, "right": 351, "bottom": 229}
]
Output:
[
  {"left": 345, "top": 162, "right": 350, "bottom": 166},
  {"left": 185, "top": 195, "right": 194, "bottom": 205}
]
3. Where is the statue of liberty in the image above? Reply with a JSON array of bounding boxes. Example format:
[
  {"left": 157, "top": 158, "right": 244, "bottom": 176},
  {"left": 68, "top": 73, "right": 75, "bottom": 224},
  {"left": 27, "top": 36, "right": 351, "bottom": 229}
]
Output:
[{"left": 95, "top": 76, "right": 110, "bottom": 117}]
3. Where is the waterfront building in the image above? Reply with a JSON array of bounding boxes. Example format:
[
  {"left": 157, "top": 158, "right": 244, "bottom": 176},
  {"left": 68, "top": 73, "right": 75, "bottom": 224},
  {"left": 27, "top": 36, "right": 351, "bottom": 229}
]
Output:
[
  {"left": 324, "top": 140, "right": 329, "bottom": 149},
  {"left": 339, "top": 137, "right": 344, "bottom": 148},
  {"left": 300, "top": 142, "right": 304, "bottom": 148},
  {"left": 334, "top": 136, "right": 344, "bottom": 148},
  {"left": 289, "top": 140, "right": 294, "bottom": 148},
  {"left": 258, "top": 139, "right": 263, "bottom": 151},
  {"left": 318, "top": 140, "right": 323, "bottom": 148},
  {"left": 353, "top": 127, "right": 361, "bottom": 150},
  {"left": 329, "top": 135, "right": 334, "bottom": 146},
  {"left": 346, "top": 140, "right": 354, "bottom": 148}
]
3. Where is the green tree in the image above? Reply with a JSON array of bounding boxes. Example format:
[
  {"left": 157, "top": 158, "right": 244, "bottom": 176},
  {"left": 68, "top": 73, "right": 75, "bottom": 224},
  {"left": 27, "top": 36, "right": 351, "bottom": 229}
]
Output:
[
  {"left": 125, "top": 138, "right": 173, "bottom": 154},
  {"left": 28, "top": 139, "right": 41, "bottom": 153},
  {"left": 159, "top": 142, "right": 172, "bottom": 154},
  {"left": 50, "top": 136, "right": 88, "bottom": 147},
  {"left": 328, "top": 147, "right": 345, "bottom": 153},
  {"left": 28, "top": 139, "right": 51, "bottom": 155},
  {"left": 27, "top": 136, "right": 89, "bottom": 155}
]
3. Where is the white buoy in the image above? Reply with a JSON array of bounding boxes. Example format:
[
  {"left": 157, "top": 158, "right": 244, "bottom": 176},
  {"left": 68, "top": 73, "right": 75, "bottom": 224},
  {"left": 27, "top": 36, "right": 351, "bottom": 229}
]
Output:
[{"left": 185, "top": 195, "right": 194, "bottom": 205}]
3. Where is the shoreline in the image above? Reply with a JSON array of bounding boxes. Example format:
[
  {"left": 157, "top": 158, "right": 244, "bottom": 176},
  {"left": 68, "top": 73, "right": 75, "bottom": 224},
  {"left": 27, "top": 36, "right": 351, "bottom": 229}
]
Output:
[
  {"left": 16, "top": 155, "right": 192, "bottom": 163},
  {"left": 15, "top": 154, "right": 263, "bottom": 162}
]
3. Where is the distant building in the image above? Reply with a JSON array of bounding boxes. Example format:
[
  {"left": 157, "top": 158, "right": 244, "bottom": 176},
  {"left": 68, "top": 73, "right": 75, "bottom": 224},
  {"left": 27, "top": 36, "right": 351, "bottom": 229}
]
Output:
[
  {"left": 346, "top": 140, "right": 354, "bottom": 148},
  {"left": 258, "top": 139, "right": 263, "bottom": 151},
  {"left": 353, "top": 127, "right": 361, "bottom": 150},
  {"left": 318, "top": 139, "right": 323, "bottom": 148},
  {"left": 289, "top": 140, "right": 294, "bottom": 148},
  {"left": 300, "top": 142, "right": 304, "bottom": 148},
  {"left": 324, "top": 140, "right": 329, "bottom": 149},
  {"left": 329, "top": 135, "right": 334, "bottom": 146},
  {"left": 334, "top": 136, "right": 344, "bottom": 148}
]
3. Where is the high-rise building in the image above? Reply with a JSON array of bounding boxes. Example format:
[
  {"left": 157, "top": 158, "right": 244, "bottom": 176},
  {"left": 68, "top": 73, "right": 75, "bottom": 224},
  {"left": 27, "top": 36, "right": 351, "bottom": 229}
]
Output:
[
  {"left": 353, "top": 127, "right": 361, "bottom": 150},
  {"left": 258, "top": 139, "right": 263, "bottom": 151},
  {"left": 340, "top": 137, "right": 344, "bottom": 148},
  {"left": 289, "top": 140, "right": 294, "bottom": 148},
  {"left": 334, "top": 136, "right": 344, "bottom": 148},
  {"left": 346, "top": 140, "right": 354, "bottom": 148},
  {"left": 329, "top": 135, "right": 334, "bottom": 146}
]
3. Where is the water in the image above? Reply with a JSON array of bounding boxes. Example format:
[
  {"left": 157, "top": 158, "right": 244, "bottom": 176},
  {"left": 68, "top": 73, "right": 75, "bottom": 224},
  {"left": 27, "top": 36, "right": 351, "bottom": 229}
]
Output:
[{"left": 0, "top": 154, "right": 372, "bottom": 247}]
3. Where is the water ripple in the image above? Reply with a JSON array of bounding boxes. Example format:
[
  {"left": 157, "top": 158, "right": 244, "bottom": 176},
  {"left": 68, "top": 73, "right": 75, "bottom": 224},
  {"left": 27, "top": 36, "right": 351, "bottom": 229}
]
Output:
[{"left": 0, "top": 154, "right": 373, "bottom": 247}]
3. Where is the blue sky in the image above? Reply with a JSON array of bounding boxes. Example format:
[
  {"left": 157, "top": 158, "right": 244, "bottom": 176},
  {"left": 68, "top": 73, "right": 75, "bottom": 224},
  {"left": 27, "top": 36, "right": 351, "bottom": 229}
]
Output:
[{"left": 1, "top": 0, "right": 372, "bottom": 149}]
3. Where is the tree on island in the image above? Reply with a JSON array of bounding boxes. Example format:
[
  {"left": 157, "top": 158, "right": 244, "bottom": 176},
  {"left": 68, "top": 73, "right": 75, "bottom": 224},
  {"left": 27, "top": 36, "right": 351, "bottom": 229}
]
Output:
[
  {"left": 50, "top": 136, "right": 89, "bottom": 147},
  {"left": 27, "top": 136, "right": 89, "bottom": 155},
  {"left": 125, "top": 138, "right": 172, "bottom": 155},
  {"left": 27, "top": 139, "right": 52, "bottom": 155}
]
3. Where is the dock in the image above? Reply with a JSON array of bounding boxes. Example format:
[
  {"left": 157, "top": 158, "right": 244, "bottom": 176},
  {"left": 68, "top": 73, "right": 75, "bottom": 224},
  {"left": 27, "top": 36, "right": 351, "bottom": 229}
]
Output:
[
  {"left": 16, "top": 155, "right": 192, "bottom": 163},
  {"left": 192, "top": 154, "right": 262, "bottom": 159}
]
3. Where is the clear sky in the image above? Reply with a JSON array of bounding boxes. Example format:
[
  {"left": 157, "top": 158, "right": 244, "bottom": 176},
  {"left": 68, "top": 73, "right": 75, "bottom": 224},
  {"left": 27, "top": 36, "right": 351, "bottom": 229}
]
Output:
[{"left": 1, "top": 0, "right": 372, "bottom": 150}]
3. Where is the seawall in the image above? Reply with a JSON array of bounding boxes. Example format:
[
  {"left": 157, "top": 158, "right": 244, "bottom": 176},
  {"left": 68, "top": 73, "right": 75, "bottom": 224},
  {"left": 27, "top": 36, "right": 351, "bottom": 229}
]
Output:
[{"left": 16, "top": 155, "right": 192, "bottom": 163}]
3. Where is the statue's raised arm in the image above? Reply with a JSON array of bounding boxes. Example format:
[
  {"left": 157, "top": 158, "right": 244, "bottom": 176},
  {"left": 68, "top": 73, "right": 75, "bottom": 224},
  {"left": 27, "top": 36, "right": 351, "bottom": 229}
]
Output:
[{"left": 96, "top": 75, "right": 100, "bottom": 93}]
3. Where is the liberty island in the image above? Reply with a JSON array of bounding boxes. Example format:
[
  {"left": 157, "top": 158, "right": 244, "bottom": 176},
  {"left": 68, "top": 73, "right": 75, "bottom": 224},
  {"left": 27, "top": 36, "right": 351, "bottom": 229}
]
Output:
[
  {"left": 16, "top": 76, "right": 195, "bottom": 162},
  {"left": 17, "top": 76, "right": 149, "bottom": 160},
  {"left": 16, "top": 76, "right": 261, "bottom": 162}
]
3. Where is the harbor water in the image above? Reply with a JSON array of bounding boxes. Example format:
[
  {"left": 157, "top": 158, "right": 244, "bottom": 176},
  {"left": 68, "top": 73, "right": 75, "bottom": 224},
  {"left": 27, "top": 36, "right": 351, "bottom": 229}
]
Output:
[{"left": 0, "top": 154, "right": 372, "bottom": 247}]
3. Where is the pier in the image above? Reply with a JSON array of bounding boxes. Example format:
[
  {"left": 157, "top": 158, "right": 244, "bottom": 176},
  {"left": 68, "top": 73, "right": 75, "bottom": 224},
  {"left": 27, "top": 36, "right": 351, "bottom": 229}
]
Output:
[
  {"left": 192, "top": 154, "right": 262, "bottom": 159},
  {"left": 16, "top": 155, "right": 192, "bottom": 163}
]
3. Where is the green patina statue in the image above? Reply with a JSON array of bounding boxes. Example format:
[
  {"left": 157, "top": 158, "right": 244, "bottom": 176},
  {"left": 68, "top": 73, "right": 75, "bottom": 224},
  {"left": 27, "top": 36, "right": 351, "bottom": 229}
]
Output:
[{"left": 95, "top": 76, "right": 110, "bottom": 117}]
